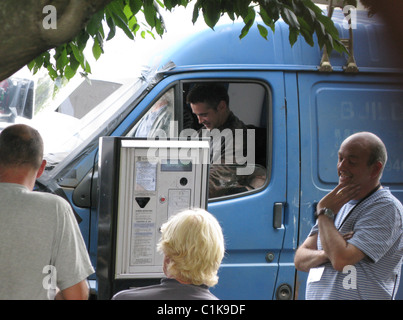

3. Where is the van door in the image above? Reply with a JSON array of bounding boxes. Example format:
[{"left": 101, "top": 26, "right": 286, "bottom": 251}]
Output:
[
  {"left": 297, "top": 72, "right": 403, "bottom": 299},
  {"left": 177, "top": 72, "right": 290, "bottom": 300}
]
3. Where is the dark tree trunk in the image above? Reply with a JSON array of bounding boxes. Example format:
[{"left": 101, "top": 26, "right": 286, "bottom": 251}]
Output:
[{"left": 0, "top": 0, "right": 113, "bottom": 81}]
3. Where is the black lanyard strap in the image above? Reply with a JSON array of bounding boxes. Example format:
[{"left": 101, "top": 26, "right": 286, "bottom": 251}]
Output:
[{"left": 337, "top": 184, "right": 381, "bottom": 231}]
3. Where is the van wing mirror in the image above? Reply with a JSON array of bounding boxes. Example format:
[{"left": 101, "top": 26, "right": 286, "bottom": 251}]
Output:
[{"left": 0, "top": 78, "right": 34, "bottom": 122}]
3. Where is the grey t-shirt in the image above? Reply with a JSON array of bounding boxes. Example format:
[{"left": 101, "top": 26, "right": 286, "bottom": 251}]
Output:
[
  {"left": 0, "top": 183, "right": 94, "bottom": 299},
  {"left": 112, "top": 278, "right": 219, "bottom": 300}
]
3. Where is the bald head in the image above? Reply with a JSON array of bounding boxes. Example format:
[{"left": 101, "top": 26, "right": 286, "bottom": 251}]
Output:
[
  {"left": 341, "top": 132, "right": 387, "bottom": 178},
  {"left": 0, "top": 124, "right": 44, "bottom": 170}
]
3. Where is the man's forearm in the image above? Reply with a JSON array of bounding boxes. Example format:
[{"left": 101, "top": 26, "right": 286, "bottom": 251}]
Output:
[
  {"left": 317, "top": 215, "right": 346, "bottom": 265},
  {"left": 296, "top": 248, "right": 329, "bottom": 272},
  {"left": 317, "top": 215, "right": 364, "bottom": 271},
  {"left": 294, "top": 240, "right": 329, "bottom": 272},
  {"left": 56, "top": 281, "right": 90, "bottom": 300}
]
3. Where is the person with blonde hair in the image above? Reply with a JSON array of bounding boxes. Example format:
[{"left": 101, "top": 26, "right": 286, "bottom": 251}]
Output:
[{"left": 112, "top": 208, "right": 225, "bottom": 300}]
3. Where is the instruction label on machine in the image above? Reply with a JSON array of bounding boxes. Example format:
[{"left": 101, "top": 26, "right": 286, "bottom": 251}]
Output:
[{"left": 135, "top": 160, "right": 157, "bottom": 191}]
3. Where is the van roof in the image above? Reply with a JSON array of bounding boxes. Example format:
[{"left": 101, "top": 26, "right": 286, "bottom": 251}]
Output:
[{"left": 156, "top": 9, "right": 401, "bottom": 73}]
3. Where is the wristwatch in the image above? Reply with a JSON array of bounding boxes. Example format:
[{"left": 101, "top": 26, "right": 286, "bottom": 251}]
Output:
[{"left": 316, "top": 208, "right": 335, "bottom": 220}]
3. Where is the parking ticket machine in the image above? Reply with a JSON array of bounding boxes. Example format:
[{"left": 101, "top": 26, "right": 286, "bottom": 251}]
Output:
[{"left": 96, "top": 137, "right": 210, "bottom": 299}]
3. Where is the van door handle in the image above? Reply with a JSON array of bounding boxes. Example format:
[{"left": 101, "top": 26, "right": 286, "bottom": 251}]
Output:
[{"left": 273, "top": 202, "right": 284, "bottom": 229}]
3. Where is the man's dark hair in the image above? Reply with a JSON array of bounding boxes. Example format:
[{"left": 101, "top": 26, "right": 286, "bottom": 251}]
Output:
[
  {"left": 186, "top": 83, "right": 229, "bottom": 110},
  {"left": 0, "top": 124, "right": 43, "bottom": 169}
]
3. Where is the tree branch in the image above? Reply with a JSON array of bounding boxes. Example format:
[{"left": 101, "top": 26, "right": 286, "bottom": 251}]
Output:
[{"left": 0, "top": 0, "right": 112, "bottom": 81}]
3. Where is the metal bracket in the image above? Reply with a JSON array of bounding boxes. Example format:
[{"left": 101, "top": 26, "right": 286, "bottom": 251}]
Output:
[{"left": 318, "top": 0, "right": 359, "bottom": 73}]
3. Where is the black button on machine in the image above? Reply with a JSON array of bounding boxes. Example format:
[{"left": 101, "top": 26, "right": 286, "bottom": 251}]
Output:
[{"left": 180, "top": 177, "right": 188, "bottom": 186}]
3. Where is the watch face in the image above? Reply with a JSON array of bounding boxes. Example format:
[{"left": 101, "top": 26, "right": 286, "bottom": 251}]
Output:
[
  {"left": 324, "top": 208, "right": 334, "bottom": 219},
  {"left": 316, "top": 208, "right": 334, "bottom": 220}
]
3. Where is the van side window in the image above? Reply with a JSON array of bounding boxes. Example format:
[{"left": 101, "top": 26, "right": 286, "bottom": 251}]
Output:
[
  {"left": 183, "top": 81, "right": 269, "bottom": 200},
  {"left": 127, "top": 88, "right": 175, "bottom": 138}
]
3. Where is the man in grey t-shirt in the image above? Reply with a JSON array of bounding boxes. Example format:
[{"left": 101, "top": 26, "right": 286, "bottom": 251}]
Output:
[{"left": 0, "top": 124, "right": 94, "bottom": 300}]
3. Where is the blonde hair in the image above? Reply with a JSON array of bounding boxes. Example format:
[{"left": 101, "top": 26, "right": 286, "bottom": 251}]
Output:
[{"left": 157, "top": 208, "right": 225, "bottom": 287}]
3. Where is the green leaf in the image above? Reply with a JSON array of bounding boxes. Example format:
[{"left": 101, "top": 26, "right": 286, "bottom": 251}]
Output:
[
  {"left": 76, "top": 30, "right": 90, "bottom": 51},
  {"left": 106, "top": 17, "right": 116, "bottom": 40},
  {"left": 111, "top": 11, "right": 134, "bottom": 39},
  {"left": 123, "top": 3, "right": 133, "bottom": 19},
  {"left": 281, "top": 7, "right": 300, "bottom": 30},
  {"left": 315, "top": 20, "right": 326, "bottom": 37},
  {"left": 203, "top": 1, "right": 221, "bottom": 29},
  {"left": 69, "top": 43, "right": 84, "bottom": 66},
  {"left": 235, "top": 0, "right": 249, "bottom": 18},
  {"left": 29, "top": 55, "right": 44, "bottom": 74},
  {"left": 155, "top": 16, "right": 164, "bottom": 36},
  {"left": 165, "top": 0, "right": 174, "bottom": 10},
  {"left": 27, "top": 60, "right": 35, "bottom": 72},
  {"left": 146, "top": 29, "right": 156, "bottom": 39},
  {"left": 55, "top": 46, "right": 68, "bottom": 70},
  {"left": 65, "top": 65, "right": 76, "bottom": 80},
  {"left": 333, "top": 38, "right": 348, "bottom": 54},
  {"left": 128, "top": 15, "right": 138, "bottom": 31},
  {"left": 257, "top": 24, "right": 268, "bottom": 40},
  {"left": 107, "top": 0, "right": 128, "bottom": 23},
  {"left": 303, "top": 7, "right": 317, "bottom": 24},
  {"left": 84, "top": 60, "right": 91, "bottom": 74},
  {"left": 155, "top": 0, "right": 165, "bottom": 9},
  {"left": 302, "top": 0, "right": 323, "bottom": 15},
  {"left": 69, "top": 55, "right": 80, "bottom": 72},
  {"left": 144, "top": 1, "right": 157, "bottom": 28},
  {"left": 298, "top": 16, "right": 314, "bottom": 46},
  {"left": 192, "top": 0, "right": 201, "bottom": 24},
  {"left": 47, "top": 64, "right": 58, "bottom": 80},
  {"left": 86, "top": 10, "right": 104, "bottom": 37},
  {"left": 240, "top": 7, "right": 255, "bottom": 39},
  {"left": 289, "top": 28, "right": 299, "bottom": 47},
  {"left": 129, "top": 0, "right": 142, "bottom": 15},
  {"left": 317, "top": 14, "right": 339, "bottom": 37},
  {"left": 92, "top": 37, "right": 103, "bottom": 60},
  {"left": 259, "top": 7, "right": 275, "bottom": 32},
  {"left": 261, "top": 1, "right": 279, "bottom": 22}
]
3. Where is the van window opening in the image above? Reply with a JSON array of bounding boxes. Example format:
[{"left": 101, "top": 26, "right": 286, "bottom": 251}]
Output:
[{"left": 126, "top": 80, "right": 270, "bottom": 200}]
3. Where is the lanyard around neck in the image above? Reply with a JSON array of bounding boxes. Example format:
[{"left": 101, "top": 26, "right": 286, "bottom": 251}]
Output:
[{"left": 337, "top": 184, "right": 381, "bottom": 231}]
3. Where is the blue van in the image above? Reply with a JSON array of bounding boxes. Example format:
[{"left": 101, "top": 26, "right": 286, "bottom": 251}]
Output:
[{"left": 7, "top": 8, "right": 401, "bottom": 299}]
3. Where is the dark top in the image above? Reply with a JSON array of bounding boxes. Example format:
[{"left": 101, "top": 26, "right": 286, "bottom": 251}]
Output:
[{"left": 111, "top": 278, "right": 219, "bottom": 300}]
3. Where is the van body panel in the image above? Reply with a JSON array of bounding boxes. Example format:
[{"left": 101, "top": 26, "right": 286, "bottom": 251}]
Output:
[
  {"left": 298, "top": 72, "right": 403, "bottom": 239},
  {"left": 155, "top": 12, "right": 400, "bottom": 74},
  {"left": 297, "top": 71, "right": 403, "bottom": 299}
]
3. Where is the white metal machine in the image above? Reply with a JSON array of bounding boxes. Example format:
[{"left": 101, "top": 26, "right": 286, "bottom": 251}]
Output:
[{"left": 96, "top": 137, "right": 210, "bottom": 299}]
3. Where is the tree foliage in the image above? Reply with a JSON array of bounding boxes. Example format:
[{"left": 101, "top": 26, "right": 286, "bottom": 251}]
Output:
[{"left": 25, "top": 0, "right": 346, "bottom": 81}]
